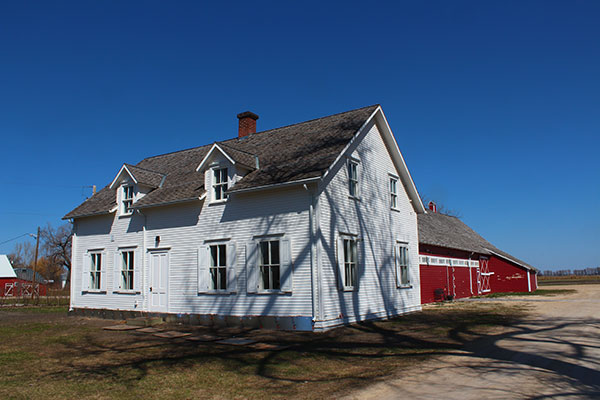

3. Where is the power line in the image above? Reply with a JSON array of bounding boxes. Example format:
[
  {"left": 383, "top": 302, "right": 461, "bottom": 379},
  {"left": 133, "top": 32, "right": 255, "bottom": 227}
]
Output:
[{"left": 0, "top": 233, "right": 33, "bottom": 246}]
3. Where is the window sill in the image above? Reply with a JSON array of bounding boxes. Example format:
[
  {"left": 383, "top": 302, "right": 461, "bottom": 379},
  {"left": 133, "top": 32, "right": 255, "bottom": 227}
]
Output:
[
  {"left": 342, "top": 287, "right": 356, "bottom": 292},
  {"left": 391, "top": 207, "right": 400, "bottom": 213},
  {"left": 113, "top": 290, "right": 140, "bottom": 295},
  {"left": 199, "top": 290, "right": 236, "bottom": 295},
  {"left": 253, "top": 290, "right": 291, "bottom": 295},
  {"left": 82, "top": 290, "right": 107, "bottom": 294},
  {"left": 118, "top": 213, "right": 133, "bottom": 219},
  {"left": 208, "top": 199, "right": 228, "bottom": 206},
  {"left": 348, "top": 196, "right": 361, "bottom": 202},
  {"left": 397, "top": 285, "right": 413, "bottom": 289}
]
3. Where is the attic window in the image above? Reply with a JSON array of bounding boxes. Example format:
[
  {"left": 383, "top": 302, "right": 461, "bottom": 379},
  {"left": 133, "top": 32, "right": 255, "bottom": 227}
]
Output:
[
  {"left": 122, "top": 185, "right": 134, "bottom": 215},
  {"left": 213, "top": 168, "right": 228, "bottom": 201}
]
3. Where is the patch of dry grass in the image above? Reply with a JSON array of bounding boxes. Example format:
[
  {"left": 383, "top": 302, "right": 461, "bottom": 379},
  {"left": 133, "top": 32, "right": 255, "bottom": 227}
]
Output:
[{"left": 0, "top": 303, "right": 525, "bottom": 399}]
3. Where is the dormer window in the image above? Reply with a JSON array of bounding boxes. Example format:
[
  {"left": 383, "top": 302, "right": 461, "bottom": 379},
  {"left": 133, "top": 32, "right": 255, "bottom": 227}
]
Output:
[
  {"left": 213, "top": 167, "right": 228, "bottom": 201},
  {"left": 121, "top": 185, "right": 134, "bottom": 215}
]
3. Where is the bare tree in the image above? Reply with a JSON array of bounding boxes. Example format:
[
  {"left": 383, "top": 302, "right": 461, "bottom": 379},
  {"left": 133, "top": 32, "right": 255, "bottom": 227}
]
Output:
[
  {"left": 40, "top": 223, "right": 72, "bottom": 283},
  {"left": 8, "top": 241, "right": 35, "bottom": 268}
]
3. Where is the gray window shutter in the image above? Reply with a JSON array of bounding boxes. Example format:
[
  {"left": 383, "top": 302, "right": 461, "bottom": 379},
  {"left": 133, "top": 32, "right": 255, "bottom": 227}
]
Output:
[
  {"left": 246, "top": 242, "right": 259, "bottom": 293},
  {"left": 336, "top": 237, "right": 345, "bottom": 290},
  {"left": 100, "top": 252, "right": 107, "bottom": 291},
  {"left": 227, "top": 243, "right": 237, "bottom": 293},
  {"left": 113, "top": 252, "right": 122, "bottom": 291},
  {"left": 355, "top": 162, "right": 361, "bottom": 198},
  {"left": 406, "top": 247, "right": 411, "bottom": 284},
  {"left": 394, "top": 245, "right": 401, "bottom": 288},
  {"left": 133, "top": 249, "right": 141, "bottom": 292},
  {"left": 280, "top": 239, "right": 292, "bottom": 293},
  {"left": 197, "top": 246, "right": 209, "bottom": 293},
  {"left": 82, "top": 253, "right": 90, "bottom": 292}
]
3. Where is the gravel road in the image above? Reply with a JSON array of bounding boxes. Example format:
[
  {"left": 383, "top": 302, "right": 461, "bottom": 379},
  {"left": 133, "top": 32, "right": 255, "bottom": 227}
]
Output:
[{"left": 346, "top": 284, "right": 600, "bottom": 399}]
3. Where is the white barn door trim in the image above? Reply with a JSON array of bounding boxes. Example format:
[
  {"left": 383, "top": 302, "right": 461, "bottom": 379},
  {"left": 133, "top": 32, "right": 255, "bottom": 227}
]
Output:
[
  {"left": 480, "top": 258, "right": 493, "bottom": 293},
  {"left": 149, "top": 251, "right": 169, "bottom": 313}
]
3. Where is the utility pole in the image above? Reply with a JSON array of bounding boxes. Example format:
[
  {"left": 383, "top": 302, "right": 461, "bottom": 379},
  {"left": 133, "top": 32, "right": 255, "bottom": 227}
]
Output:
[{"left": 32, "top": 226, "right": 40, "bottom": 300}]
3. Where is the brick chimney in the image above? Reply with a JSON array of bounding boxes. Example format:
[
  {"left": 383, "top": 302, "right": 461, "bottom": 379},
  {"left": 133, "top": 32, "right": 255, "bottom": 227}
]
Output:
[
  {"left": 237, "top": 111, "right": 259, "bottom": 138},
  {"left": 428, "top": 201, "right": 437, "bottom": 213}
]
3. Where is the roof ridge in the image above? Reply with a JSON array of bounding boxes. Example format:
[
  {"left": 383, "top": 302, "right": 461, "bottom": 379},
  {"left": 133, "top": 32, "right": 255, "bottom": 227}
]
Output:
[
  {"left": 137, "top": 104, "right": 379, "bottom": 162},
  {"left": 222, "top": 104, "right": 380, "bottom": 144},
  {"left": 139, "top": 143, "right": 212, "bottom": 162}
]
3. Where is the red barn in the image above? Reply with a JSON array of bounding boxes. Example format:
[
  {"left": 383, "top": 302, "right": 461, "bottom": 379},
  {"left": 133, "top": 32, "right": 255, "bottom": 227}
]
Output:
[
  {"left": 418, "top": 206, "right": 537, "bottom": 304},
  {"left": 0, "top": 255, "right": 48, "bottom": 297}
]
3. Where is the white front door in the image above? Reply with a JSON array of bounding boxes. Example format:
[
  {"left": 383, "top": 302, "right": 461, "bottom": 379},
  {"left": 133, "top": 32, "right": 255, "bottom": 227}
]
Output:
[{"left": 150, "top": 252, "right": 168, "bottom": 313}]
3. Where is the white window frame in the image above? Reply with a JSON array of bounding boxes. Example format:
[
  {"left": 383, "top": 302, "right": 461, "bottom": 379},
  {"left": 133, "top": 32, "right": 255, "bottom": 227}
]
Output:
[
  {"left": 342, "top": 237, "right": 358, "bottom": 290},
  {"left": 209, "top": 243, "right": 228, "bottom": 291},
  {"left": 395, "top": 243, "right": 411, "bottom": 288},
  {"left": 347, "top": 159, "right": 359, "bottom": 198},
  {"left": 258, "top": 239, "right": 281, "bottom": 291},
  {"left": 121, "top": 250, "right": 135, "bottom": 291},
  {"left": 89, "top": 252, "right": 102, "bottom": 290},
  {"left": 212, "top": 167, "right": 229, "bottom": 202},
  {"left": 121, "top": 185, "right": 134, "bottom": 216},
  {"left": 389, "top": 175, "right": 399, "bottom": 210}
]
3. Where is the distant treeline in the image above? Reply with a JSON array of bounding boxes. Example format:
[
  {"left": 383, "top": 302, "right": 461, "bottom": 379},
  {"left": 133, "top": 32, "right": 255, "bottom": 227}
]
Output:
[{"left": 540, "top": 267, "right": 600, "bottom": 276}]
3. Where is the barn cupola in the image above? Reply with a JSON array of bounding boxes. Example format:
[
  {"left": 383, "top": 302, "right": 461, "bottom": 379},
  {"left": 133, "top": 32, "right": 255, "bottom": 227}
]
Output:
[
  {"left": 237, "top": 111, "right": 259, "bottom": 138},
  {"left": 428, "top": 201, "right": 437, "bottom": 213}
]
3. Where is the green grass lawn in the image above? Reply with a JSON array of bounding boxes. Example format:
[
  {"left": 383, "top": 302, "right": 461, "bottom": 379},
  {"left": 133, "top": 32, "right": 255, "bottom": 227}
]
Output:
[{"left": 0, "top": 303, "right": 525, "bottom": 399}]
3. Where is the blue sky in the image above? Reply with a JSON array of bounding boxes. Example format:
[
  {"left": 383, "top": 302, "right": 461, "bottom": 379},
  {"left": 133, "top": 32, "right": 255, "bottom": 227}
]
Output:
[{"left": 0, "top": 1, "right": 598, "bottom": 270}]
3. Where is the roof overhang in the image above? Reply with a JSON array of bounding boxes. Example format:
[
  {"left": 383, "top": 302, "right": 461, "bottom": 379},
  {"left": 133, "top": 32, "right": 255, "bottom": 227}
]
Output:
[
  {"left": 485, "top": 248, "right": 536, "bottom": 272},
  {"left": 196, "top": 143, "right": 236, "bottom": 172},
  {"left": 109, "top": 164, "right": 137, "bottom": 189},
  {"left": 227, "top": 176, "right": 321, "bottom": 195}
]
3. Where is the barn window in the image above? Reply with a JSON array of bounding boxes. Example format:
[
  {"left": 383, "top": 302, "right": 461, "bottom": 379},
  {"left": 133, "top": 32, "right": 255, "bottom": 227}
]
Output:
[
  {"left": 347, "top": 159, "right": 359, "bottom": 198},
  {"left": 389, "top": 176, "right": 398, "bottom": 209},
  {"left": 90, "top": 253, "right": 102, "bottom": 290},
  {"left": 121, "top": 251, "right": 135, "bottom": 291},
  {"left": 395, "top": 244, "right": 410, "bottom": 287},
  {"left": 209, "top": 244, "right": 227, "bottom": 290},
  {"left": 259, "top": 240, "right": 281, "bottom": 290},
  {"left": 212, "top": 167, "right": 228, "bottom": 202}
]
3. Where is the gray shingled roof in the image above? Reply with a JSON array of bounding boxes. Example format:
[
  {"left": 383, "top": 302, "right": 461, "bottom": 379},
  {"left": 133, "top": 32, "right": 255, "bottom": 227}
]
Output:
[
  {"left": 64, "top": 105, "right": 379, "bottom": 219},
  {"left": 124, "top": 164, "right": 165, "bottom": 188},
  {"left": 418, "top": 212, "right": 535, "bottom": 270}
]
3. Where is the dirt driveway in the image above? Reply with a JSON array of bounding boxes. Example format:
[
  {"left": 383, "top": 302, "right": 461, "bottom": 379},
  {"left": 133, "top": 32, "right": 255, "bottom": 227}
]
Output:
[{"left": 346, "top": 284, "right": 600, "bottom": 400}]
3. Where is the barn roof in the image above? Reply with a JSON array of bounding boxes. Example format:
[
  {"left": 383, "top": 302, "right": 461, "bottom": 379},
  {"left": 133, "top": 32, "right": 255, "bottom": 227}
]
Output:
[
  {"left": 65, "top": 104, "right": 425, "bottom": 218},
  {"left": 418, "top": 212, "right": 536, "bottom": 271},
  {"left": 13, "top": 268, "right": 48, "bottom": 284},
  {"left": 0, "top": 255, "right": 17, "bottom": 278}
]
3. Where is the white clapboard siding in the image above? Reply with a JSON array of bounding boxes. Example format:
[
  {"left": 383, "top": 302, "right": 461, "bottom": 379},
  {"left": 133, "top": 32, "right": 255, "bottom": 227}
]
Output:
[
  {"left": 316, "top": 120, "right": 421, "bottom": 328},
  {"left": 70, "top": 114, "right": 421, "bottom": 327}
]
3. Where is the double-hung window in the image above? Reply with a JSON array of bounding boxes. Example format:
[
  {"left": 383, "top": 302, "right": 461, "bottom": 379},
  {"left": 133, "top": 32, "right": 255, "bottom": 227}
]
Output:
[
  {"left": 209, "top": 244, "right": 227, "bottom": 290},
  {"left": 395, "top": 244, "right": 410, "bottom": 287},
  {"left": 121, "top": 250, "right": 135, "bottom": 291},
  {"left": 259, "top": 240, "right": 280, "bottom": 290},
  {"left": 337, "top": 235, "right": 358, "bottom": 290},
  {"left": 122, "top": 185, "right": 134, "bottom": 215},
  {"left": 90, "top": 253, "right": 102, "bottom": 290},
  {"left": 343, "top": 239, "right": 357, "bottom": 288},
  {"left": 348, "top": 160, "right": 358, "bottom": 197},
  {"left": 390, "top": 176, "right": 398, "bottom": 209},
  {"left": 213, "top": 168, "right": 228, "bottom": 201}
]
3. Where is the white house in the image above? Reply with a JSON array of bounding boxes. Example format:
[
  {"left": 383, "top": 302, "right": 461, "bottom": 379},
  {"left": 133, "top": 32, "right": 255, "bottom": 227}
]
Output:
[{"left": 64, "top": 105, "right": 426, "bottom": 331}]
